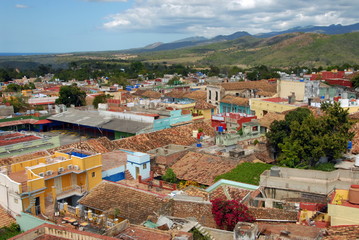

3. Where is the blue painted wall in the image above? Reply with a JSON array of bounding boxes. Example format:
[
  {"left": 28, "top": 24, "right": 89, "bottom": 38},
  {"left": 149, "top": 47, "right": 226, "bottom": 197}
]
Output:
[
  {"left": 153, "top": 110, "right": 192, "bottom": 131},
  {"left": 219, "top": 102, "right": 251, "bottom": 114}
]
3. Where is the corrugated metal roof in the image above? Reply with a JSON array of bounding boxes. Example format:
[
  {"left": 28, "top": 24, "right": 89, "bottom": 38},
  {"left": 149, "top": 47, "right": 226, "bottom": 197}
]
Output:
[{"left": 102, "top": 118, "right": 152, "bottom": 134}]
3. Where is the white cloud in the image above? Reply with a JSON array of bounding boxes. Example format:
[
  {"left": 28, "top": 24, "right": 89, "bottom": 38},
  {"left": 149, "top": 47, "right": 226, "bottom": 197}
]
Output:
[
  {"left": 102, "top": 0, "right": 359, "bottom": 36},
  {"left": 15, "top": 4, "right": 29, "bottom": 8}
]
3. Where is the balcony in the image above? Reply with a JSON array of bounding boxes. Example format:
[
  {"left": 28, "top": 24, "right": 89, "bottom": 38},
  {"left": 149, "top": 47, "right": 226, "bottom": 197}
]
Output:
[{"left": 56, "top": 185, "right": 86, "bottom": 200}]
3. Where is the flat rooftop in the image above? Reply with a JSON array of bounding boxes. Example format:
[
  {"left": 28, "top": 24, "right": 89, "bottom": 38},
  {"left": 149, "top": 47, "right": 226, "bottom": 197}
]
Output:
[{"left": 101, "top": 150, "right": 128, "bottom": 171}]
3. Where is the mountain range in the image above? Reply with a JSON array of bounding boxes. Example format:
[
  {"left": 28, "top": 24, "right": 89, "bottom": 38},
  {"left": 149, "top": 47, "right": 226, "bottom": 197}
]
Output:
[{"left": 127, "top": 23, "right": 359, "bottom": 53}]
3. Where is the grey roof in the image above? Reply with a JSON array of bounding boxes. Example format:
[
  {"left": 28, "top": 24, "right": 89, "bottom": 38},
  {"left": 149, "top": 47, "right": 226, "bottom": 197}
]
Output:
[
  {"left": 48, "top": 109, "right": 110, "bottom": 127},
  {"left": 48, "top": 109, "right": 152, "bottom": 134},
  {"left": 102, "top": 118, "right": 152, "bottom": 134}
]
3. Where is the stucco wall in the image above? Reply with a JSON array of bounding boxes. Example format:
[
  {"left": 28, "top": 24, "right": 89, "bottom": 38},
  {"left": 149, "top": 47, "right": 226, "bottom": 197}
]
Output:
[{"left": 0, "top": 173, "right": 22, "bottom": 217}]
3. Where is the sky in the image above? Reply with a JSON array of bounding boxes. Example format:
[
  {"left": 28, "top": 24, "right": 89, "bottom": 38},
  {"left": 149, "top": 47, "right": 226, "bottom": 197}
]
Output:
[{"left": 1, "top": 0, "right": 359, "bottom": 53}]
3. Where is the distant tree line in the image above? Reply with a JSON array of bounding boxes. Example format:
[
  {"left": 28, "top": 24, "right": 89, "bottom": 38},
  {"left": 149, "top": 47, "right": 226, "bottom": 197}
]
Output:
[{"left": 1, "top": 60, "right": 359, "bottom": 85}]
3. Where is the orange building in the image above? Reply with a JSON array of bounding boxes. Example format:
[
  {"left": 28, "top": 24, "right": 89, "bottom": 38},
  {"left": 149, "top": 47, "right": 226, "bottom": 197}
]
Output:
[{"left": 0, "top": 148, "right": 102, "bottom": 216}]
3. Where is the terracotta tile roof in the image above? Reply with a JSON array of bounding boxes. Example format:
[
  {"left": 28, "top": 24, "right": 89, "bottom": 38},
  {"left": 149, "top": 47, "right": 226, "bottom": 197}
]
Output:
[
  {"left": 79, "top": 181, "right": 169, "bottom": 224},
  {"left": 114, "top": 121, "right": 215, "bottom": 152},
  {"left": 258, "top": 223, "right": 322, "bottom": 239},
  {"left": 0, "top": 206, "right": 15, "bottom": 228},
  {"left": 142, "top": 90, "right": 162, "bottom": 99},
  {"left": 171, "top": 151, "right": 255, "bottom": 186},
  {"left": 183, "top": 186, "right": 209, "bottom": 200},
  {"left": 209, "top": 185, "right": 251, "bottom": 201},
  {"left": 220, "top": 95, "right": 249, "bottom": 106},
  {"left": 48, "top": 137, "right": 118, "bottom": 154},
  {"left": 349, "top": 112, "right": 359, "bottom": 120},
  {"left": 256, "top": 90, "right": 276, "bottom": 97},
  {"left": 0, "top": 151, "right": 50, "bottom": 167},
  {"left": 164, "top": 90, "right": 186, "bottom": 99},
  {"left": 184, "top": 90, "right": 207, "bottom": 101},
  {"left": 194, "top": 100, "right": 216, "bottom": 110},
  {"left": 323, "top": 225, "right": 359, "bottom": 240},
  {"left": 221, "top": 80, "right": 277, "bottom": 93},
  {"left": 132, "top": 89, "right": 146, "bottom": 96},
  {"left": 351, "top": 122, "right": 359, "bottom": 154},
  {"left": 249, "top": 207, "right": 298, "bottom": 221},
  {"left": 10, "top": 223, "right": 117, "bottom": 240},
  {"left": 258, "top": 112, "right": 286, "bottom": 128},
  {"left": 254, "top": 152, "right": 275, "bottom": 164},
  {"left": 101, "top": 150, "right": 128, "bottom": 171},
  {"left": 117, "top": 225, "right": 172, "bottom": 240}
]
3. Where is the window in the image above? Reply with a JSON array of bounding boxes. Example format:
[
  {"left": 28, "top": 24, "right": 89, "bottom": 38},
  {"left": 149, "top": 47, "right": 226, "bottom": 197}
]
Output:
[
  {"left": 143, "top": 164, "right": 147, "bottom": 170},
  {"left": 92, "top": 172, "right": 96, "bottom": 177},
  {"left": 215, "top": 91, "right": 218, "bottom": 101}
]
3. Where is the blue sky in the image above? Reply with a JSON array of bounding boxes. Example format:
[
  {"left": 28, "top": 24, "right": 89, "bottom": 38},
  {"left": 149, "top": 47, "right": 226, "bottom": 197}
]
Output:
[{"left": 1, "top": 0, "right": 359, "bottom": 53}]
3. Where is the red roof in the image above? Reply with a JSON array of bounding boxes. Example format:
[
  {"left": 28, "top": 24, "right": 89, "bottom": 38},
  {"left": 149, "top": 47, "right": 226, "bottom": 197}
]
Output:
[
  {"left": 262, "top": 97, "right": 287, "bottom": 103},
  {"left": 33, "top": 119, "right": 52, "bottom": 125}
]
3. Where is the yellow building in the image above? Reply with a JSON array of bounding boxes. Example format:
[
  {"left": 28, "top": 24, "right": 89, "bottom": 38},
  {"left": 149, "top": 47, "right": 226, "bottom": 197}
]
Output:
[
  {"left": 250, "top": 97, "right": 306, "bottom": 118},
  {"left": 328, "top": 188, "right": 359, "bottom": 226},
  {"left": 161, "top": 100, "right": 216, "bottom": 120},
  {"left": 6, "top": 148, "right": 102, "bottom": 216}
]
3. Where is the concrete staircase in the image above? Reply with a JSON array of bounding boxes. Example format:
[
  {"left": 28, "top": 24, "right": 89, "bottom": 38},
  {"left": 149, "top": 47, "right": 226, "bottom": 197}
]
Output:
[
  {"left": 125, "top": 170, "right": 134, "bottom": 180},
  {"left": 194, "top": 222, "right": 215, "bottom": 240}
]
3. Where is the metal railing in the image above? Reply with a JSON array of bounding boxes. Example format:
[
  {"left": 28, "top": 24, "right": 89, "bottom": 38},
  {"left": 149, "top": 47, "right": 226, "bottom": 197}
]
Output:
[{"left": 57, "top": 184, "right": 85, "bottom": 196}]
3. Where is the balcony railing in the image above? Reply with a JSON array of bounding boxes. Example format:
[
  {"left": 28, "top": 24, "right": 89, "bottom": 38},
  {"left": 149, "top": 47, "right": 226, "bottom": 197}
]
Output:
[{"left": 57, "top": 185, "right": 86, "bottom": 198}]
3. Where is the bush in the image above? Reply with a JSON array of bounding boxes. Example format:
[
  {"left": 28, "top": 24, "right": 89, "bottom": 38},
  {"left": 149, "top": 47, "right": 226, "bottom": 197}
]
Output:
[
  {"left": 211, "top": 199, "right": 255, "bottom": 231},
  {"left": 0, "top": 223, "right": 22, "bottom": 240},
  {"left": 162, "top": 168, "right": 177, "bottom": 183}
]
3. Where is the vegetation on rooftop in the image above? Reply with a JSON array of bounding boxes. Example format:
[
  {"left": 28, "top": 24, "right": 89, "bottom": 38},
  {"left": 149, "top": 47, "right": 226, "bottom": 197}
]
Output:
[
  {"left": 214, "top": 162, "right": 272, "bottom": 185},
  {"left": 0, "top": 223, "right": 22, "bottom": 240}
]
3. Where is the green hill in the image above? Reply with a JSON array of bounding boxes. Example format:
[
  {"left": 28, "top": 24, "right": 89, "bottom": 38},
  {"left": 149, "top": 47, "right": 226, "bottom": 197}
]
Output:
[
  {"left": 136, "top": 32, "right": 359, "bottom": 67},
  {"left": 1, "top": 32, "right": 359, "bottom": 69}
]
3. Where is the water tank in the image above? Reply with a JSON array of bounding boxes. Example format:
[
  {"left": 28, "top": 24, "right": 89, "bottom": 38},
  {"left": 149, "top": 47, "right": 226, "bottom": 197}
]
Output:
[
  {"left": 196, "top": 143, "right": 202, "bottom": 148},
  {"left": 270, "top": 166, "right": 280, "bottom": 177},
  {"left": 218, "top": 126, "right": 224, "bottom": 132},
  {"left": 348, "top": 185, "right": 359, "bottom": 204},
  {"left": 348, "top": 141, "right": 353, "bottom": 150},
  {"left": 355, "top": 155, "right": 359, "bottom": 167},
  {"left": 234, "top": 222, "right": 258, "bottom": 240}
]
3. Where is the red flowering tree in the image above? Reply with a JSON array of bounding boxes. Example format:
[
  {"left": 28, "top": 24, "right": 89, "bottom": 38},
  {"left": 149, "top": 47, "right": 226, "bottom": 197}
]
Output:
[{"left": 211, "top": 199, "right": 255, "bottom": 231}]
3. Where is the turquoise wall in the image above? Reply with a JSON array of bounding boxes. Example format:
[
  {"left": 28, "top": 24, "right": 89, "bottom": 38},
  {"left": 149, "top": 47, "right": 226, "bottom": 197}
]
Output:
[
  {"left": 219, "top": 102, "right": 251, "bottom": 114},
  {"left": 153, "top": 110, "right": 192, "bottom": 131}
]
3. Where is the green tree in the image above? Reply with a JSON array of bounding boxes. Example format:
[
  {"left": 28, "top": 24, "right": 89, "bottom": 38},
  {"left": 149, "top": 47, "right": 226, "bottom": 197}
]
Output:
[
  {"left": 167, "top": 76, "right": 182, "bottom": 85},
  {"left": 0, "top": 69, "right": 11, "bottom": 82},
  {"left": 162, "top": 168, "right": 177, "bottom": 183},
  {"left": 271, "top": 103, "right": 354, "bottom": 168},
  {"left": 208, "top": 66, "right": 220, "bottom": 77},
  {"left": 4, "top": 95, "right": 30, "bottom": 112},
  {"left": 93, "top": 94, "right": 112, "bottom": 109},
  {"left": 266, "top": 108, "right": 311, "bottom": 158},
  {"left": 55, "top": 84, "right": 86, "bottom": 107},
  {"left": 5, "top": 83, "right": 22, "bottom": 92}
]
